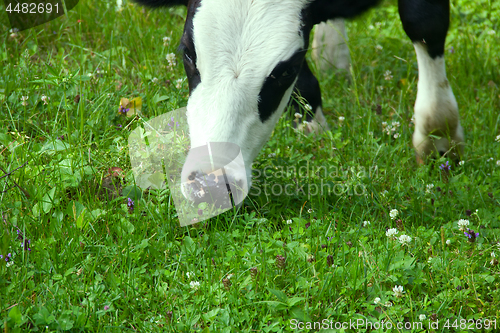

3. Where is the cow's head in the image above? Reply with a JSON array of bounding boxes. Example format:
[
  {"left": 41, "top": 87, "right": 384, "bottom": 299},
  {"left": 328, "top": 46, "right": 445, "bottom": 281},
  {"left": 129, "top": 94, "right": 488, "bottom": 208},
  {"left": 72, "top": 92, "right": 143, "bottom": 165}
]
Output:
[{"left": 136, "top": 0, "right": 379, "bottom": 202}]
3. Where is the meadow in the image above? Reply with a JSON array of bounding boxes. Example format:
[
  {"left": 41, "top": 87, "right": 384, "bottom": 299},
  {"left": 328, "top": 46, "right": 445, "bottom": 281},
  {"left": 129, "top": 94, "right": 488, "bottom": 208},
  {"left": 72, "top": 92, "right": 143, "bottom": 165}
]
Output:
[{"left": 0, "top": 0, "right": 499, "bottom": 331}]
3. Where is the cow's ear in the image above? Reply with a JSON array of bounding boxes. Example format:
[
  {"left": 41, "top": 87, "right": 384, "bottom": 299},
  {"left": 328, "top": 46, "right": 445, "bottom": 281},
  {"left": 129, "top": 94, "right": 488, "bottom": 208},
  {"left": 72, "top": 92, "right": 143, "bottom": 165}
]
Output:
[
  {"left": 133, "top": 0, "right": 188, "bottom": 7},
  {"left": 307, "top": 0, "right": 380, "bottom": 26}
]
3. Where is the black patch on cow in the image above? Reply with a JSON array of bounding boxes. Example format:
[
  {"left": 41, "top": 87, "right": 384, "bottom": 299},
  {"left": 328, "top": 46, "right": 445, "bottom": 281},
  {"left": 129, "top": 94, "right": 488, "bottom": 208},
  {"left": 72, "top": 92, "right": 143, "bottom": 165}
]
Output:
[
  {"left": 290, "top": 58, "right": 322, "bottom": 123},
  {"left": 179, "top": 0, "right": 202, "bottom": 93},
  {"left": 258, "top": 49, "right": 307, "bottom": 123},
  {"left": 398, "top": 0, "right": 449, "bottom": 58},
  {"left": 306, "top": 0, "right": 381, "bottom": 26}
]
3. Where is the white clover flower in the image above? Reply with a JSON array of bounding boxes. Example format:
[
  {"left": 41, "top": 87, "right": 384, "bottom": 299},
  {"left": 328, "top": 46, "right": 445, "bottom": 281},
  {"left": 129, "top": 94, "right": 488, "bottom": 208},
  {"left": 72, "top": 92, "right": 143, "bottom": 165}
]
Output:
[
  {"left": 393, "top": 285, "right": 404, "bottom": 297},
  {"left": 398, "top": 234, "right": 412, "bottom": 246},
  {"left": 384, "top": 70, "right": 393, "bottom": 81},
  {"left": 446, "top": 239, "right": 451, "bottom": 245},
  {"left": 286, "top": 219, "right": 292, "bottom": 225},
  {"left": 491, "top": 252, "right": 498, "bottom": 265},
  {"left": 190, "top": 281, "right": 200, "bottom": 290},
  {"left": 419, "top": 314, "right": 426, "bottom": 321},
  {"left": 166, "top": 53, "right": 177, "bottom": 67},
  {"left": 368, "top": 24, "right": 374, "bottom": 30},
  {"left": 6, "top": 261, "right": 14, "bottom": 268},
  {"left": 427, "top": 257, "right": 433, "bottom": 264},
  {"left": 294, "top": 112, "right": 302, "bottom": 119},
  {"left": 393, "top": 133, "right": 399, "bottom": 139},
  {"left": 386, "top": 228, "right": 398, "bottom": 239},
  {"left": 459, "top": 160, "right": 465, "bottom": 166},
  {"left": 176, "top": 78, "right": 183, "bottom": 89},
  {"left": 338, "top": 116, "right": 345, "bottom": 122},
  {"left": 376, "top": 45, "right": 383, "bottom": 50},
  {"left": 268, "top": 153, "right": 276, "bottom": 158},
  {"left": 151, "top": 77, "right": 158, "bottom": 84},
  {"left": 374, "top": 297, "right": 381, "bottom": 304},
  {"left": 21, "top": 96, "right": 29, "bottom": 106},
  {"left": 496, "top": 160, "right": 500, "bottom": 167},
  {"left": 496, "top": 134, "right": 500, "bottom": 142},
  {"left": 41, "top": 95, "right": 50, "bottom": 105},
  {"left": 163, "top": 36, "right": 171, "bottom": 46},
  {"left": 385, "top": 301, "right": 393, "bottom": 307},
  {"left": 363, "top": 221, "right": 371, "bottom": 227},
  {"left": 457, "top": 219, "right": 470, "bottom": 231},
  {"left": 308, "top": 208, "right": 313, "bottom": 213},
  {"left": 226, "top": 273, "right": 234, "bottom": 279},
  {"left": 426, "top": 184, "right": 434, "bottom": 193},
  {"left": 389, "top": 209, "right": 398, "bottom": 220},
  {"left": 186, "top": 271, "right": 194, "bottom": 279},
  {"left": 382, "top": 121, "right": 387, "bottom": 128}
]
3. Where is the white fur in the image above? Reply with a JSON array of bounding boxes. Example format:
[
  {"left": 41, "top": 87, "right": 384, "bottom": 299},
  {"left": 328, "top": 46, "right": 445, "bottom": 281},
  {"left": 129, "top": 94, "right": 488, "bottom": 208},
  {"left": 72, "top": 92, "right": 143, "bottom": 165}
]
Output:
[
  {"left": 412, "top": 42, "right": 463, "bottom": 159},
  {"left": 182, "top": 0, "right": 309, "bottom": 187}
]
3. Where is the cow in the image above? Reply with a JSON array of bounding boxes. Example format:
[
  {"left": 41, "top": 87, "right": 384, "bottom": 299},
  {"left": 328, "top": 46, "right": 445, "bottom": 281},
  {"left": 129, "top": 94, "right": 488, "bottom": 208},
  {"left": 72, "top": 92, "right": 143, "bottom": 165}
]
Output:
[{"left": 133, "top": 0, "right": 464, "bottom": 204}]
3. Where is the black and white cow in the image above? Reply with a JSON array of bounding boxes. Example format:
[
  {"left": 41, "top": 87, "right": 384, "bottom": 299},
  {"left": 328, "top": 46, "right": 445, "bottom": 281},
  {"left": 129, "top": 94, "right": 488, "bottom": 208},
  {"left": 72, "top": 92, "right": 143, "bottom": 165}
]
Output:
[{"left": 134, "top": 0, "right": 463, "bottom": 200}]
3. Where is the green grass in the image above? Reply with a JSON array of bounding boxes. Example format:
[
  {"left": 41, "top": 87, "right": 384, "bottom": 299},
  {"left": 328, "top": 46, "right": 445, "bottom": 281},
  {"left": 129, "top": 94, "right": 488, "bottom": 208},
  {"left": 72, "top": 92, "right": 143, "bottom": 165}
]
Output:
[{"left": 1, "top": 0, "right": 500, "bottom": 332}]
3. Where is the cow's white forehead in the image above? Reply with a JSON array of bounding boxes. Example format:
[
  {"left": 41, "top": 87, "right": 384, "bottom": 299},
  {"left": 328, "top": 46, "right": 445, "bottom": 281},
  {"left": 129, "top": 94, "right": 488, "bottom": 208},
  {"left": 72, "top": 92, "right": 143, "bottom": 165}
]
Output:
[{"left": 192, "top": 0, "right": 309, "bottom": 86}]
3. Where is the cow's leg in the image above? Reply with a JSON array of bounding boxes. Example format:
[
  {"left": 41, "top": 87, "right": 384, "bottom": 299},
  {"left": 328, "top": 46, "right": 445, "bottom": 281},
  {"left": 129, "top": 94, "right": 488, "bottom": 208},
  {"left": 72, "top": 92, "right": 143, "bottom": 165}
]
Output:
[
  {"left": 399, "top": 0, "right": 464, "bottom": 163},
  {"left": 290, "top": 58, "right": 329, "bottom": 134},
  {"left": 311, "top": 19, "right": 351, "bottom": 74}
]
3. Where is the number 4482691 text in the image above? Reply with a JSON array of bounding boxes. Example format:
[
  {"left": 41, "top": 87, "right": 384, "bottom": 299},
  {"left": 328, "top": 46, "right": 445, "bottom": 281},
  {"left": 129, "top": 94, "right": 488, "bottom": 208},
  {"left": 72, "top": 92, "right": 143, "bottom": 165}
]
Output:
[{"left": 6, "top": 2, "right": 59, "bottom": 14}]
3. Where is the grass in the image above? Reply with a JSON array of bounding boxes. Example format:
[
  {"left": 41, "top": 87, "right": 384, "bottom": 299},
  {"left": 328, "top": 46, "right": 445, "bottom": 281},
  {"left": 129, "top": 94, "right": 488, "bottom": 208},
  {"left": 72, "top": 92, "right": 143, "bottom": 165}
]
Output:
[{"left": 1, "top": 0, "right": 500, "bottom": 332}]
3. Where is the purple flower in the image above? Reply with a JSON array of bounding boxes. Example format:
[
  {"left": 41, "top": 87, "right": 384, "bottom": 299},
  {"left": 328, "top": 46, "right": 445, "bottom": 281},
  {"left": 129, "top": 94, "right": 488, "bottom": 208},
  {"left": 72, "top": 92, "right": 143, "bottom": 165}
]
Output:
[
  {"left": 127, "top": 198, "right": 135, "bottom": 213},
  {"left": 449, "top": 46, "right": 455, "bottom": 54},
  {"left": 439, "top": 161, "right": 450, "bottom": 172},
  {"left": 464, "top": 229, "right": 479, "bottom": 242},
  {"left": 104, "top": 305, "right": 110, "bottom": 311},
  {"left": 167, "top": 117, "right": 180, "bottom": 128},
  {"left": 16, "top": 228, "right": 31, "bottom": 251},
  {"left": 119, "top": 106, "right": 130, "bottom": 114}
]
